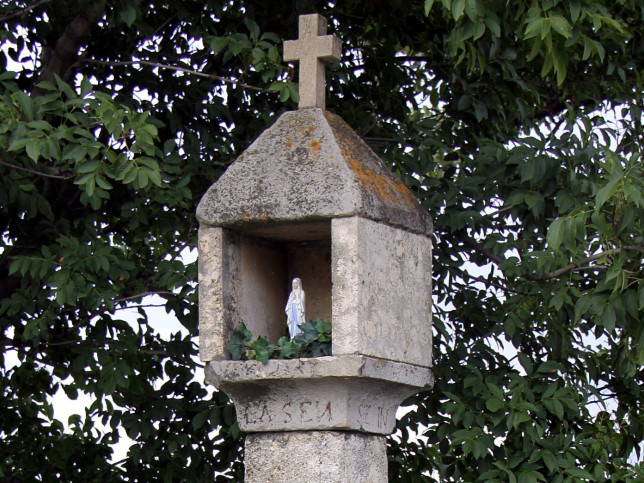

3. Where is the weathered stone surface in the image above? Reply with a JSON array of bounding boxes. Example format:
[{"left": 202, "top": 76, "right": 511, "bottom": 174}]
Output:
[
  {"left": 204, "top": 355, "right": 434, "bottom": 434},
  {"left": 332, "top": 216, "right": 433, "bottom": 367},
  {"left": 196, "top": 108, "right": 432, "bottom": 237},
  {"left": 198, "top": 226, "right": 228, "bottom": 361},
  {"left": 245, "top": 431, "right": 387, "bottom": 483}
]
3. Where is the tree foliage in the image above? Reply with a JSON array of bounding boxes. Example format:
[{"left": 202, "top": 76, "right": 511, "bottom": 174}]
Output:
[{"left": 0, "top": 0, "right": 642, "bottom": 481}]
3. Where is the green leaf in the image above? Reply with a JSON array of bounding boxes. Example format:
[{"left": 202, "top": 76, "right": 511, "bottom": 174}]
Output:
[
  {"left": 244, "top": 18, "right": 260, "bottom": 42},
  {"left": 565, "top": 468, "right": 594, "bottom": 479},
  {"left": 517, "top": 352, "right": 533, "bottom": 376},
  {"left": 279, "top": 85, "right": 290, "bottom": 102},
  {"left": 250, "top": 336, "right": 274, "bottom": 363},
  {"left": 192, "top": 409, "right": 209, "bottom": 430},
  {"left": 465, "top": 0, "right": 479, "bottom": 22},
  {"left": 452, "top": 0, "right": 465, "bottom": 21},
  {"left": 457, "top": 95, "right": 472, "bottom": 110},
  {"left": 137, "top": 169, "right": 149, "bottom": 188},
  {"left": 570, "top": 0, "right": 581, "bottom": 23},
  {"left": 86, "top": 175, "right": 96, "bottom": 196},
  {"left": 595, "top": 173, "right": 621, "bottom": 208},
  {"left": 537, "top": 360, "right": 563, "bottom": 374},
  {"left": 600, "top": 303, "right": 616, "bottom": 332},
  {"left": 541, "top": 450, "right": 558, "bottom": 473},
  {"left": 486, "top": 398, "right": 504, "bottom": 412},
  {"left": 146, "top": 168, "right": 162, "bottom": 187},
  {"left": 525, "top": 17, "right": 546, "bottom": 40},
  {"left": 121, "top": 5, "right": 136, "bottom": 27},
  {"left": 54, "top": 74, "right": 77, "bottom": 99},
  {"left": 76, "top": 160, "right": 100, "bottom": 174},
  {"left": 95, "top": 175, "right": 113, "bottom": 190},
  {"left": 7, "top": 138, "right": 29, "bottom": 152},
  {"left": 26, "top": 139, "right": 41, "bottom": 162},
  {"left": 473, "top": 99, "right": 488, "bottom": 121},
  {"left": 546, "top": 217, "right": 564, "bottom": 250},
  {"left": 260, "top": 32, "right": 281, "bottom": 43},
  {"left": 227, "top": 323, "right": 252, "bottom": 359},
  {"left": 209, "top": 36, "right": 229, "bottom": 53},
  {"left": 424, "top": 0, "right": 435, "bottom": 16},
  {"left": 485, "top": 14, "right": 501, "bottom": 37},
  {"left": 550, "top": 15, "right": 572, "bottom": 38}
]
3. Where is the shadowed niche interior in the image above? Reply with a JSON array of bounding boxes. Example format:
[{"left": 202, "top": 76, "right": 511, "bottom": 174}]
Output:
[{"left": 226, "top": 219, "right": 332, "bottom": 348}]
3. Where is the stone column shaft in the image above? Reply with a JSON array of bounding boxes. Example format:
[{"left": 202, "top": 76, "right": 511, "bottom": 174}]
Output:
[{"left": 245, "top": 431, "right": 387, "bottom": 483}]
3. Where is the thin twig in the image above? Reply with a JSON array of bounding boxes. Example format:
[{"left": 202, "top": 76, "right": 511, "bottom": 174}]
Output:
[
  {"left": 114, "top": 291, "right": 175, "bottom": 303},
  {"left": 113, "top": 303, "right": 167, "bottom": 310},
  {"left": 0, "top": 158, "right": 75, "bottom": 180},
  {"left": 484, "top": 204, "right": 515, "bottom": 218},
  {"left": 0, "top": 0, "right": 51, "bottom": 22},
  {"left": 463, "top": 237, "right": 507, "bottom": 266},
  {"left": 534, "top": 246, "right": 644, "bottom": 281},
  {"left": 82, "top": 58, "right": 265, "bottom": 91},
  {"left": 467, "top": 274, "right": 534, "bottom": 296}
]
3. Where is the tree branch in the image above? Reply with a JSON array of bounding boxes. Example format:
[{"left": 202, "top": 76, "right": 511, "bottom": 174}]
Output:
[
  {"left": 465, "top": 235, "right": 643, "bottom": 283},
  {"left": 0, "top": 0, "right": 52, "bottom": 22},
  {"left": 114, "top": 291, "right": 175, "bottom": 303},
  {"left": 82, "top": 58, "right": 265, "bottom": 92},
  {"left": 463, "top": 237, "right": 508, "bottom": 266},
  {"left": 32, "top": 2, "right": 103, "bottom": 97},
  {"left": 0, "top": 158, "right": 75, "bottom": 180},
  {"left": 533, "top": 246, "right": 644, "bottom": 281}
]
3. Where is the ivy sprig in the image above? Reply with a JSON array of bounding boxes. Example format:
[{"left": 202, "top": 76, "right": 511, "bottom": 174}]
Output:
[{"left": 227, "top": 319, "right": 332, "bottom": 363}]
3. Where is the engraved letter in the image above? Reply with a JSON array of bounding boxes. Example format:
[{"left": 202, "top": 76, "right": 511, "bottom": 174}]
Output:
[
  {"left": 377, "top": 406, "right": 389, "bottom": 428},
  {"left": 300, "top": 401, "right": 313, "bottom": 423},
  {"left": 244, "top": 407, "right": 255, "bottom": 425},
  {"left": 319, "top": 401, "right": 332, "bottom": 422},
  {"left": 258, "top": 403, "right": 272, "bottom": 423},
  {"left": 282, "top": 401, "right": 293, "bottom": 424}
]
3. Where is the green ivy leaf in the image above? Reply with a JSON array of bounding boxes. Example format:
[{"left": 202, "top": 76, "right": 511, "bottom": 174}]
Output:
[{"left": 227, "top": 322, "right": 252, "bottom": 359}]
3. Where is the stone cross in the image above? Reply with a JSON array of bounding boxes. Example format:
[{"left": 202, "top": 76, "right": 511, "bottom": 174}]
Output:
[{"left": 283, "top": 13, "right": 341, "bottom": 110}]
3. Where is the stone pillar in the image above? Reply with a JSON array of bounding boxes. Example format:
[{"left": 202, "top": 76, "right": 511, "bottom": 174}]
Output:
[
  {"left": 196, "top": 15, "right": 434, "bottom": 481},
  {"left": 245, "top": 432, "right": 387, "bottom": 483}
]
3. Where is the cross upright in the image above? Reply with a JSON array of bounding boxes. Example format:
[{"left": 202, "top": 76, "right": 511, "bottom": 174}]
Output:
[{"left": 283, "top": 13, "right": 341, "bottom": 110}]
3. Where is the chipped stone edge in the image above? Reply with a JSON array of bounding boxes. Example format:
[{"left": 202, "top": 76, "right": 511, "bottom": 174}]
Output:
[{"left": 204, "top": 354, "right": 434, "bottom": 389}]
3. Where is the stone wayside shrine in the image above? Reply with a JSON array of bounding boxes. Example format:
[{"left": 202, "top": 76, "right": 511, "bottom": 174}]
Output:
[{"left": 197, "top": 13, "right": 434, "bottom": 482}]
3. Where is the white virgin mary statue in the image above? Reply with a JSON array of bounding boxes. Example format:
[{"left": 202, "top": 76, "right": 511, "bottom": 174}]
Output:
[{"left": 285, "top": 278, "right": 306, "bottom": 339}]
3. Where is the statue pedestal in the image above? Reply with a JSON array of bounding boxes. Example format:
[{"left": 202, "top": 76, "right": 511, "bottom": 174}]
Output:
[{"left": 206, "top": 355, "right": 433, "bottom": 482}]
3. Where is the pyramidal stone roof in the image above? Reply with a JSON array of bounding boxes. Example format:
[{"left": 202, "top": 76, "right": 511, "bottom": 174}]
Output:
[{"left": 196, "top": 107, "right": 433, "bottom": 237}]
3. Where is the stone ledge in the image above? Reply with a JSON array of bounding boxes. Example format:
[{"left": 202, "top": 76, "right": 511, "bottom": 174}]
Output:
[{"left": 205, "top": 355, "right": 434, "bottom": 435}]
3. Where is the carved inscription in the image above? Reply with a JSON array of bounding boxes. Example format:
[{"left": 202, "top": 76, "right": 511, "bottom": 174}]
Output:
[
  {"left": 357, "top": 402, "right": 391, "bottom": 430},
  {"left": 242, "top": 399, "right": 334, "bottom": 428},
  {"left": 239, "top": 398, "right": 390, "bottom": 431}
]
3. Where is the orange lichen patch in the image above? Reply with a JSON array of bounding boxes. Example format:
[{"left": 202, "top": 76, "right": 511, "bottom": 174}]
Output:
[
  {"left": 310, "top": 140, "right": 321, "bottom": 150},
  {"left": 286, "top": 142, "right": 293, "bottom": 148},
  {"left": 243, "top": 216, "right": 250, "bottom": 221},
  {"left": 341, "top": 149, "right": 417, "bottom": 208},
  {"left": 308, "top": 126, "right": 315, "bottom": 131},
  {"left": 326, "top": 111, "right": 419, "bottom": 210},
  {"left": 259, "top": 214, "right": 268, "bottom": 221}
]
